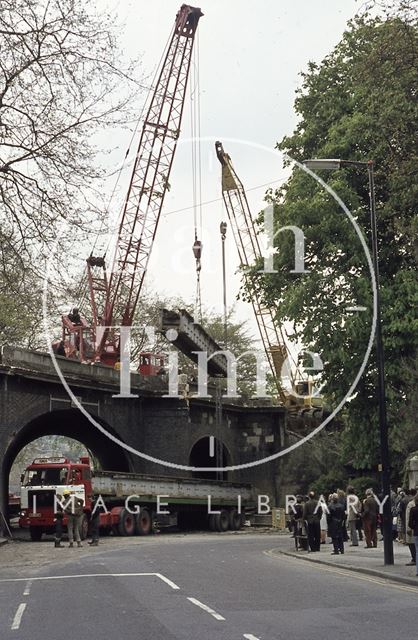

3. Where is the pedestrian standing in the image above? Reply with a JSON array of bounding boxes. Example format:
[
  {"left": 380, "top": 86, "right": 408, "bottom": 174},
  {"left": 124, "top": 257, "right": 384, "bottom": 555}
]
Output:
[
  {"left": 337, "top": 489, "right": 348, "bottom": 542},
  {"left": 88, "top": 496, "right": 100, "bottom": 547},
  {"left": 327, "top": 493, "right": 345, "bottom": 555},
  {"left": 400, "top": 490, "right": 410, "bottom": 543},
  {"left": 53, "top": 495, "right": 64, "bottom": 548},
  {"left": 362, "top": 488, "right": 378, "bottom": 548},
  {"left": 346, "top": 486, "right": 361, "bottom": 547},
  {"left": 407, "top": 494, "right": 418, "bottom": 576},
  {"left": 356, "top": 509, "right": 364, "bottom": 541},
  {"left": 395, "top": 488, "right": 406, "bottom": 542},
  {"left": 405, "top": 489, "right": 417, "bottom": 566},
  {"left": 63, "top": 489, "right": 84, "bottom": 548},
  {"left": 303, "top": 491, "right": 322, "bottom": 552},
  {"left": 320, "top": 503, "right": 328, "bottom": 545}
]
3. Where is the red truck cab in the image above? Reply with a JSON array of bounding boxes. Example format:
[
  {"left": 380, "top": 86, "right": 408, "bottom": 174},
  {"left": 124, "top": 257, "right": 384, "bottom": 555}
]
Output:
[{"left": 19, "top": 456, "right": 92, "bottom": 541}]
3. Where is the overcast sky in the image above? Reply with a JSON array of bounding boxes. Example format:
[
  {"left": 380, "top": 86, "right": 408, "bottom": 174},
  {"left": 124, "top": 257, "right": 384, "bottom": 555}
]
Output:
[{"left": 95, "top": 0, "right": 364, "bottom": 335}]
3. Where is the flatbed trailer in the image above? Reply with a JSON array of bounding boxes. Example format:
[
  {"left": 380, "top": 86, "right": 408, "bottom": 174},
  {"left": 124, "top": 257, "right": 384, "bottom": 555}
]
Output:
[{"left": 19, "top": 457, "right": 254, "bottom": 540}]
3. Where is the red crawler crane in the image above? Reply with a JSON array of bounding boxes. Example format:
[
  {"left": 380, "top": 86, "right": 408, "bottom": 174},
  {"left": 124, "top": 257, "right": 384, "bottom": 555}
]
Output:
[{"left": 60, "top": 5, "right": 203, "bottom": 365}]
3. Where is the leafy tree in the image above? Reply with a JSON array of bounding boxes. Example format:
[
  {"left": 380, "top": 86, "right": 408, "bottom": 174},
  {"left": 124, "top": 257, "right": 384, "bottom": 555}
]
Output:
[
  {"left": 348, "top": 475, "right": 381, "bottom": 496},
  {"left": 0, "top": 0, "right": 139, "bottom": 270},
  {"left": 0, "top": 238, "right": 43, "bottom": 348},
  {"left": 254, "top": 14, "right": 417, "bottom": 473}
]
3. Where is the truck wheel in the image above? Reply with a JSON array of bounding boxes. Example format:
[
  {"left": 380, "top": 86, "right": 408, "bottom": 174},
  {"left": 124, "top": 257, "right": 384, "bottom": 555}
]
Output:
[
  {"left": 229, "top": 509, "right": 242, "bottom": 531},
  {"left": 118, "top": 508, "right": 136, "bottom": 536},
  {"left": 29, "top": 527, "right": 43, "bottom": 541},
  {"left": 217, "top": 510, "right": 230, "bottom": 532},
  {"left": 135, "top": 509, "right": 152, "bottom": 536},
  {"left": 208, "top": 513, "right": 217, "bottom": 531}
]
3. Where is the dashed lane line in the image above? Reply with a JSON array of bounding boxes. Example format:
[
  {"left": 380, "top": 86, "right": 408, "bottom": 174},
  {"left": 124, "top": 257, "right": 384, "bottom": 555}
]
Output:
[
  {"left": 7, "top": 570, "right": 262, "bottom": 637},
  {"left": 0, "top": 573, "right": 180, "bottom": 590},
  {"left": 11, "top": 603, "right": 26, "bottom": 631},
  {"left": 23, "top": 581, "right": 32, "bottom": 596},
  {"left": 187, "top": 597, "right": 225, "bottom": 621}
]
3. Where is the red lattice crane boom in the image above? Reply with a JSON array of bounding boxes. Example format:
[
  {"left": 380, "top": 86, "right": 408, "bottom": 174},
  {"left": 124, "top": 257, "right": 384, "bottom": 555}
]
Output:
[{"left": 62, "top": 5, "right": 203, "bottom": 365}]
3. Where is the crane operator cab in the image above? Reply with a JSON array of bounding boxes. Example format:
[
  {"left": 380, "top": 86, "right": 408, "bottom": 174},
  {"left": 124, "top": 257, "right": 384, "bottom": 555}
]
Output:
[{"left": 138, "top": 352, "right": 166, "bottom": 376}]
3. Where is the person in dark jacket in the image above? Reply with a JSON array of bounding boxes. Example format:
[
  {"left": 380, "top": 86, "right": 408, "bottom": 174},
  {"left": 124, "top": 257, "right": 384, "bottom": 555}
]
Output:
[
  {"left": 303, "top": 491, "right": 322, "bottom": 552},
  {"left": 327, "top": 493, "right": 345, "bottom": 554},
  {"left": 337, "top": 489, "right": 349, "bottom": 542},
  {"left": 362, "top": 488, "right": 378, "bottom": 548},
  {"left": 88, "top": 496, "right": 100, "bottom": 547},
  {"left": 405, "top": 489, "right": 417, "bottom": 566},
  {"left": 53, "top": 494, "right": 64, "bottom": 548},
  {"left": 407, "top": 494, "right": 418, "bottom": 576},
  {"left": 291, "top": 495, "right": 306, "bottom": 551}
]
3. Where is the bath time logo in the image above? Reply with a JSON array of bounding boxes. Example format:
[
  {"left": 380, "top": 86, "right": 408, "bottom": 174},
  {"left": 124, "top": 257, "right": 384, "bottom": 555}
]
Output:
[{"left": 43, "top": 138, "right": 378, "bottom": 473}]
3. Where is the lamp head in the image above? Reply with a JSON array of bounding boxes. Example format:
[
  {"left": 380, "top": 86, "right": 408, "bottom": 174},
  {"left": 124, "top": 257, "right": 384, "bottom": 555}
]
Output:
[{"left": 303, "top": 159, "right": 342, "bottom": 171}]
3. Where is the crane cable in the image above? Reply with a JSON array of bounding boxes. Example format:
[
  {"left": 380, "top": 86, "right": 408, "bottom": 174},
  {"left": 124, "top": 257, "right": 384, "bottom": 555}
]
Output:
[{"left": 190, "top": 31, "right": 203, "bottom": 323}]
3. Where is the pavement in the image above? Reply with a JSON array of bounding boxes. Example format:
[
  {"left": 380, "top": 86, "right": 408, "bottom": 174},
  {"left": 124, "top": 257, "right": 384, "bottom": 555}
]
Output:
[{"left": 272, "top": 534, "right": 418, "bottom": 587}]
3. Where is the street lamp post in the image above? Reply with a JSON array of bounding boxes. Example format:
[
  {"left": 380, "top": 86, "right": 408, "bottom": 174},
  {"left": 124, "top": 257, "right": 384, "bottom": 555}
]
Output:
[
  {"left": 220, "top": 221, "right": 228, "bottom": 349},
  {"left": 303, "top": 158, "right": 394, "bottom": 565},
  {"left": 215, "top": 221, "right": 228, "bottom": 481}
]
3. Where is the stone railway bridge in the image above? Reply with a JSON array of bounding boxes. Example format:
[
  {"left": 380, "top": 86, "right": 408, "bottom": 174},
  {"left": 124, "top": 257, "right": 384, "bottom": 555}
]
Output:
[{"left": 0, "top": 346, "right": 288, "bottom": 524}]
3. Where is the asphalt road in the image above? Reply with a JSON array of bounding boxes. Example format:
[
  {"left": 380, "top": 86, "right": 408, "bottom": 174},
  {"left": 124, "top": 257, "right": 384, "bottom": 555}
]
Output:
[{"left": 1, "top": 533, "right": 417, "bottom": 639}]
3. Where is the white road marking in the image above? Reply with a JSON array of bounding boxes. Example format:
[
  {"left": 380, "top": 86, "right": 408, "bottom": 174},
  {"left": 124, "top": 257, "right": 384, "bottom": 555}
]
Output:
[
  {"left": 243, "top": 635, "right": 261, "bottom": 640},
  {"left": 265, "top": 549, "right": 418, "bottom": 594},
  {"left": 187, "top": 597, "right": 225, "bottom": 621},
  {"left": 23, "top": 580, "right": 32, "bottom": 596},
  {"left": 11, "top": 603, "right": 26, "bottom": 630},
  {"left": 0, "top": 573, "right": 179, "bottom": 590},
  {"left": 154, "top": 573, "right": 180, "bottom": 590}
]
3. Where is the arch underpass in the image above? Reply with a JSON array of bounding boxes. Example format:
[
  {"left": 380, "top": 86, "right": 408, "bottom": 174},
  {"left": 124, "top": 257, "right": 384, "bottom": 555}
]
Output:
[
  {"left": 189, "top": 436, "right": 230, "bottom": 481},
  {"left": 1, "top": 408, "right": 132, "bottom": 519}
]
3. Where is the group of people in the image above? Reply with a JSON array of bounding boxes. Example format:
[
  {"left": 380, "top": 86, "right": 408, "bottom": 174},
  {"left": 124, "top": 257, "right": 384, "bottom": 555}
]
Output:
[
  {"left": 54, "top": 491, "right": 100, "bottom": 548},
  {"left": 290, "top": 486, "right": 418, "bottom": 574},
  {"left": 290, "top": 489, "right": 360, "bottom": 555}
]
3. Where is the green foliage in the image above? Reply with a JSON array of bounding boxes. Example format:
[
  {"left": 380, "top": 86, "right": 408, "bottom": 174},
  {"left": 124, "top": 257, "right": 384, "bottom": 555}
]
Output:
[
  {"left": 349, "top": 476, "right": 381, "bottom": 496},
  {"left": 0, "top": 239, "right": 44, "bottom": 349},
  {"left": 256, "top": 14, "right": 418, "bottom": 472},
  {"left": 280, "top": 428, "right": 346, "bottom": 496},
  {"left": 310, "top": 469, "right": 349, "bottom": 498}
]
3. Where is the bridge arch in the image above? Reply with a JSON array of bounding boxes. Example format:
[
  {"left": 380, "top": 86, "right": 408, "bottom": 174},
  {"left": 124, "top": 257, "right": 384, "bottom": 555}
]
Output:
[
  {"left": 1, "top": 408, "right": 132, "bottom": 522},
  {"left": 189, "top": 436, "right": 231, "bottom": 481}
]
